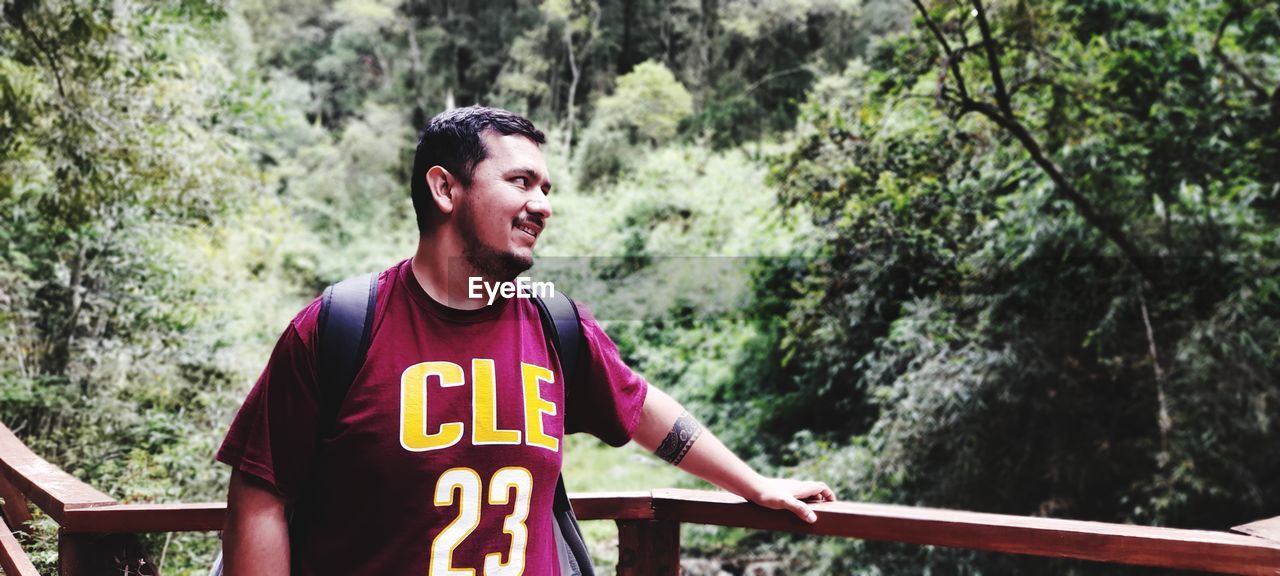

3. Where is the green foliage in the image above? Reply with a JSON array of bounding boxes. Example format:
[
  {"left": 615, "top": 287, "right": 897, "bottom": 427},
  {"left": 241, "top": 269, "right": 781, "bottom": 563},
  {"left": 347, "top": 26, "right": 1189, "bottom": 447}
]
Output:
[
  {"left": 575, "top": 60, "right": 694, "bottom": 188},
  {"left": 598, "top": 60, "right": 694, "bottom": 144},
  {"left": 0, "top": 0, "right": 256, "bottom": 431},
  {"left": 720, "top": 0, "right": 1280, "bottom": 572},
  {"left": 0, "top": 0, "right": 302, "bottom": 570}
]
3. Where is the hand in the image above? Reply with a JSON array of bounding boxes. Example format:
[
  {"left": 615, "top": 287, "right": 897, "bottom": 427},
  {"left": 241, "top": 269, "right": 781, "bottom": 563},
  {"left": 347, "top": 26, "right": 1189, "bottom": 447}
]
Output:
[{"left": 747, "top": 477, "right": 837, "bottom": 524}]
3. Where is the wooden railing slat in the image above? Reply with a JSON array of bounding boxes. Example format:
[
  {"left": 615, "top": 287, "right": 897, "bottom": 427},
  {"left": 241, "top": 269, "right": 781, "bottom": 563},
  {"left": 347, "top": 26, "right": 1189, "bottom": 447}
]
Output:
[
  {"left": 0, "top": 425, "right": 114, "bottom": 521},
  {"left": 0, "top": 514, "right": 40, "bottom": 576}
]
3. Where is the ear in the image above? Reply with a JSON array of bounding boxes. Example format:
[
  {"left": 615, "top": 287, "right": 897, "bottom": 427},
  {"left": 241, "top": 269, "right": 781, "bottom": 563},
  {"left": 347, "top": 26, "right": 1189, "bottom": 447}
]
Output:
[{"left": 425, "top": 166, "right": 459, "bottom": 216}]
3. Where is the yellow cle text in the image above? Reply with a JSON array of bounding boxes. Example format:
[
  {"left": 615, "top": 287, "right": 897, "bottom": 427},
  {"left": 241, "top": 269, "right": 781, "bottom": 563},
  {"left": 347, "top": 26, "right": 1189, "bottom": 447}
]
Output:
[{"left": 400, "top": 360, "right": 559, "bottom": 453}]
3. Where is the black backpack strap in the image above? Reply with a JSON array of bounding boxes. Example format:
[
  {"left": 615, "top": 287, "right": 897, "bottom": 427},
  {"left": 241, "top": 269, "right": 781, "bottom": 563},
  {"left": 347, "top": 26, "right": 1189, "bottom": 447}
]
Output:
[
  {"left": 533, "top": 291, "right": 582, "bottom": 383},
  {"left": 533, "top": 292, "right": 595, "bottom": 576},
  {"left": 317, "top": 272, "right": 378, "bottom": 432},
  {"left": 552, "top": 475, "right": 591, "bottom": 576}
]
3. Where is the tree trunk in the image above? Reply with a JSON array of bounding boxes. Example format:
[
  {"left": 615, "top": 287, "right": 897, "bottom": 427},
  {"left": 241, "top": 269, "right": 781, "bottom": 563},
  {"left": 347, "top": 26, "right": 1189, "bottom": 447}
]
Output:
[
  {"left": 563, "top": 25, "right": 579, "bottom": 155},
  {"left": 619, "top": 0, "right": 635, "bottom": 74}
]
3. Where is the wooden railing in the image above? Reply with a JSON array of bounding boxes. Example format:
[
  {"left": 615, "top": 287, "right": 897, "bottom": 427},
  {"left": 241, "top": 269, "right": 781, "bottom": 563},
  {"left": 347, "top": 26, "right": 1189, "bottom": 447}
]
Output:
[{"left": 2, "top": 422, "right": 1279, "bottom": 575}]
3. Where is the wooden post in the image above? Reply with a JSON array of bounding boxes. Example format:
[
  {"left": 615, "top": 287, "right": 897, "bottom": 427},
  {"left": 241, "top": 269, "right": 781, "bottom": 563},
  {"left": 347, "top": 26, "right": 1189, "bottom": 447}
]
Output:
[
  {"left": 0, "top": 473, "right": 33, "bottom": 533},
  {"left": 58, "top": 531, "right": 158, "bottom": 576},
  {"left": 616, "top": 519, "right": 680, "bottom": 575}
]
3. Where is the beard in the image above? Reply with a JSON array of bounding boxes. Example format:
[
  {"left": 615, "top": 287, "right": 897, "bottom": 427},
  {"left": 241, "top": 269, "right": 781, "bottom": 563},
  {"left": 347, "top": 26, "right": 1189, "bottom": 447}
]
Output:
[{"left": 456, "top": 204, "right": 533, "bottom": 282}]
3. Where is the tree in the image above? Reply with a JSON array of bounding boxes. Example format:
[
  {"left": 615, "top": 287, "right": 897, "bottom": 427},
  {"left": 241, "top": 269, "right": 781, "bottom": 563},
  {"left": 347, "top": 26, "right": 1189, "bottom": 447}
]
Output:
[
  {"left": 575, "top": 60, "right": 695, "bottom": 188},
  {"left": 597, "top": 60, "right": 695, "bottom": 144}
]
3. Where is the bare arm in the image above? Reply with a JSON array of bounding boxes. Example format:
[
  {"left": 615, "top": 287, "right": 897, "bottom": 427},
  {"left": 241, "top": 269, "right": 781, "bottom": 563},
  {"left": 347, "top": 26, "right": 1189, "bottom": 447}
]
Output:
[
  {"left": 633, "top": 386, "right": 835, "bottom": 523},
  {"left": 223, "top": 469, "right": 290, "bottom": 575}
]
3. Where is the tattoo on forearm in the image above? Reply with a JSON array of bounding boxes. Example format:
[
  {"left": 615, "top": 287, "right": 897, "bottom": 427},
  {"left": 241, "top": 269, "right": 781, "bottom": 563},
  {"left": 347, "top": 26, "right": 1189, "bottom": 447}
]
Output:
[{"left": 655, "top": 412, "right": 703, "bottom": 466}]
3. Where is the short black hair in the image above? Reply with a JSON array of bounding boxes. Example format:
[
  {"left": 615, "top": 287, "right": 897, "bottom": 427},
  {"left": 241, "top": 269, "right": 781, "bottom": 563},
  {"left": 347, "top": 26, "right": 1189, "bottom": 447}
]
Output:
[{"left": 411, "top": 106, "right": 546, "bottom": 234}]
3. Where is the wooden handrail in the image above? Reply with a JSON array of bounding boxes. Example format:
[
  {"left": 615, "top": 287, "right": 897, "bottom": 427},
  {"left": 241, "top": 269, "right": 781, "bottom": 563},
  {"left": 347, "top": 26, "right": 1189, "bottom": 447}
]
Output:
[
  {"left": 0, "top": 425, "right": 114, "bottom": 522},
  {"left": 41, "top": 490, "right": 1280, "bottom": 574},
  {"left": 649, "top": 489, "right": 1280, "bottom": 575},
  {"left": 1235, "top": 515, "right": 1280, "bottom": 544},
  {"left": 569, "top": 491, "right": 654, "bottom": 521},
  {"left": 61, "top": 502, "right": 227, "bottom": 533},
  {"left": 54, "top": 491, "right": 660, "bottom": 534},
  {"left": 2, "top": 421, "right": 1280, "bottom": 575}
]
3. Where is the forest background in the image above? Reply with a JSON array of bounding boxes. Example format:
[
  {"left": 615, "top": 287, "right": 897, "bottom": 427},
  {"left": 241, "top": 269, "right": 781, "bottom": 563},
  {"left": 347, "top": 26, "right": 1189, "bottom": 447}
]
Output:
[{"left": 2, "top": 0, "right": 1278, "bottom": 573}]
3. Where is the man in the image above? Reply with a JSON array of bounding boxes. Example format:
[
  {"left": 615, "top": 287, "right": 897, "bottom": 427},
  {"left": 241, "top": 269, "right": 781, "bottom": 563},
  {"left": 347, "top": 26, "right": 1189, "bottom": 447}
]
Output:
[{"left": 218, "top": 106, "right": 834, "bottom": 575}]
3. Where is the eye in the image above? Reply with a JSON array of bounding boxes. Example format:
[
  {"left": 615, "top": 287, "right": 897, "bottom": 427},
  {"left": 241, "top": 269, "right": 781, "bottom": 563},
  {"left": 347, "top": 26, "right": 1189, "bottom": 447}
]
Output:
[{"left": 512, "top": 176, "right": 529, "bottom": 188}]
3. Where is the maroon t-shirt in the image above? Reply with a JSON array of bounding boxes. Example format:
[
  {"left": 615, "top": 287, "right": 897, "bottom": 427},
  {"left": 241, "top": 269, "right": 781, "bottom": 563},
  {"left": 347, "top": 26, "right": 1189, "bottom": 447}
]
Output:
[{"left": 217, "top": 259, "right": 649, "bottom": 575}]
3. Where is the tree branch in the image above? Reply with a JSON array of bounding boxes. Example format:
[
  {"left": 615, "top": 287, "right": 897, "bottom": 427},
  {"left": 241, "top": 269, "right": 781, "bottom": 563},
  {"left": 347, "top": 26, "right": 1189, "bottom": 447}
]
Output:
[
  {"left": 971, "top": 0, "right": 1013, "bottom": 117},
  {"left": 741, "top": 66, "right": 811, "bottom": 98},
  {"left": 911, "top": 0, "right": 970, "bottom": 101},
  {"left": 909, "top": 0, "right": 1157, "bottom": 283},
  {"left": 1137, "top": 287, "right": 1172, "bottom": 462},
  {"left": 1212, "top": 5, "right": 1271, "bottom": 104},
  {"left": 962, "top": 99, "right": 1156, "bottom": 283},
  {"left": 5, "top": 6, "right": 68, "bottom": 101}
]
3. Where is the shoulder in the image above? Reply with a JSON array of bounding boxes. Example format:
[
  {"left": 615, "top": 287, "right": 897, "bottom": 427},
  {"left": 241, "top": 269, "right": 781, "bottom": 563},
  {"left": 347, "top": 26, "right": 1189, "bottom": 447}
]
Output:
[
  {"left": 286, "top": 296, "right": 325, "bottom": 351},
  {"left": 567, "top": 299, "right": 621, "bottom": 355},
  {"left": 287, "top": 259, "right": 404, "bottom": 350},
  {"left": 529, "top": 291, "right": 608, "bottom": 340},
  {"left": 568, "top": 299, "right": 604, "bottom": 332}
]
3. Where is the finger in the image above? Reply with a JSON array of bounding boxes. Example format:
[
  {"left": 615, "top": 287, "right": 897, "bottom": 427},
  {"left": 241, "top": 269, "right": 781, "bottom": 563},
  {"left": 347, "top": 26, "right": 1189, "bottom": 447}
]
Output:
[
  {"left": 796, "top": 481, "right": 832, "bottom": 501},
  {"left": 803, "top": 482, "right": 834, "bottom": 501},
  {"left": 783, "top": 496, "right": 817, "bottom": 524}
]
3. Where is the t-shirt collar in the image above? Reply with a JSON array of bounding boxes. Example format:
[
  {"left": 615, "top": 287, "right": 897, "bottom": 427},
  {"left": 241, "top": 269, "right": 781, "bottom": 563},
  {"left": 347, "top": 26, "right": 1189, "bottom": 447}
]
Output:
[{"left": 397, "top": 259, "right": 510, "bottom": 324}]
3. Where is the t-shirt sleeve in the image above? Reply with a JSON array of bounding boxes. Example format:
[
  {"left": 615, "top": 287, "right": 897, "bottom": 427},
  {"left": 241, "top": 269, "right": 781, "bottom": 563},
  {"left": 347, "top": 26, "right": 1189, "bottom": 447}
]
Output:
[
  {"left": 215, "top": 298, "right": 324, "bottom": 499},
  {"left": 564, "top": 303, "right": 649, "bottom": 446}
]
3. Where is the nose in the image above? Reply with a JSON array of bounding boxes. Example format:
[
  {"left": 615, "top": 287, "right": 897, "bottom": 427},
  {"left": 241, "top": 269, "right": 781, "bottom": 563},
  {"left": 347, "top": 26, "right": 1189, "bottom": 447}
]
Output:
[{"left": 525, "top": 194, "right": 552, "bottom": 220}]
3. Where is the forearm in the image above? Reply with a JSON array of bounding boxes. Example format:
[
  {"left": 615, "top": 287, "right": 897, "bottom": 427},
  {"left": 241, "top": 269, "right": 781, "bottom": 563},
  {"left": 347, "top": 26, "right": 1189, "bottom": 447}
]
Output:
[
  {"left": 634, "top": 385, "right": 834, "bottom": 523},
  {"left": 633, "top": 386, "right": 766, "bottom": 499},
  {"left": 223, "top": 469, "right": 291, "bottom": 575}
]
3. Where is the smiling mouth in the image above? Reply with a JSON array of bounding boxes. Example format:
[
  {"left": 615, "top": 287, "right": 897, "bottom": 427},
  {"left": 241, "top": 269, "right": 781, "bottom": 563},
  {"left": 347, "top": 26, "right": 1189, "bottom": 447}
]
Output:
[{"left": 515, "top": 217, "right": 543, "bottom": 239}]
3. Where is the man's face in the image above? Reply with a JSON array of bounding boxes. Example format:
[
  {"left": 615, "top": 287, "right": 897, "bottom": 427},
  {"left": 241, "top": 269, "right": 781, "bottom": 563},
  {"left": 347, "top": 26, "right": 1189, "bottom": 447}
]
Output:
[{"left": 453, "top": 131, "right": 553, "bottom": 281}]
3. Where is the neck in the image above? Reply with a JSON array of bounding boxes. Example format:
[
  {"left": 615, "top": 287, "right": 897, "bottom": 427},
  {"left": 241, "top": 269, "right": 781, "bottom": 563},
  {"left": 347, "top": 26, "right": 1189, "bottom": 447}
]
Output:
[{"left": 410, "top": 230, "right": 491, "bottom": 310}]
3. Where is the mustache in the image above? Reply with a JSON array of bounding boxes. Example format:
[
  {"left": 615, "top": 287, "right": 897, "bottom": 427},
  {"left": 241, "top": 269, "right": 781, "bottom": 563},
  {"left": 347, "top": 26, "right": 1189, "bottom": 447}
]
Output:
[{"left": 515, "top": 214, "right": 545, "bottom": 229}]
